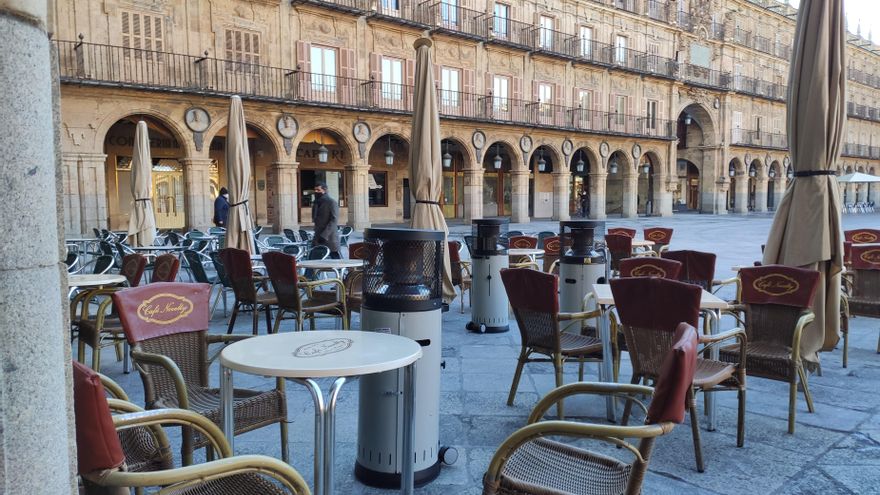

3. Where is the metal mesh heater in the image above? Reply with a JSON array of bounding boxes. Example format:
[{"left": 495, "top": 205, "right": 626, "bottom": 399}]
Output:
[
  {"left": 464, "top": 218, "right": 509, "bottom": 257},
  {"left": 560, "top": 220, "right": 606, "bottom": 262},
  {"left": 362, "top": 228, "right": 443, "bottom": 311},
  {"left": 558, "top": 221, "right": 609, "bottom": 333},
  {"left": 466, "top": 218, "right": 511, "bottom": 333}
]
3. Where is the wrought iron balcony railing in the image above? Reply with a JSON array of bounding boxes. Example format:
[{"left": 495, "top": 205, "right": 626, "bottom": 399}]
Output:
[
  {"left": 291, "top": 0, "right": 371, "bottom": 15},
  {"left": 732, "top": 75, "right": 787, "bottom": 101},
  {"left": 420, "top": 2, "right": 487, "bottom": 40},
  {"left": 485, "top": 15, "right": 533, "bottom": 50},
  {"left": 613, "top": 0, "right": 641, "bottom": 15},
  {"left": 731, "top": 129, "right": 788, "bottom": 150},
  {"left": 680, "top": 64, "right": 731, "bottom": 90},
  {"left": 372, "top": 0, "right": 425, "bottom": 26},
  {"left": 605, "top": 46, "right": 677, "bottom": 79},
  {"left": 842, "top": 143, "right": 880, "bottom": 159},
  {"left": 848, "top": 67, "right": 880, "bottom": 90},
  {"left": 847, "top": 102, "right": 880, "bottom": 123},
  {"left": 646, "top": 0, "right": 669, "bottom": 22}
]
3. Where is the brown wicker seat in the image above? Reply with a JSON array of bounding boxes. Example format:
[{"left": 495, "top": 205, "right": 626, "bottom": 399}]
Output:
[
  {"left": 263, "top": 251, "right": 348, "bottom": 331},
  {"left": 220, "top": 247, "right": 278, "bottom": 335},
  {"left": 644, "top": 227, "right": 673, "bottom": 254},
  {"left": 113, "top": 283, "right": 288, "bottom": 465},
  {"left": 449, "top": 240, "right": 472, "bottom": 313},
  {"left": 718, "top": 264, "right": 820, "bottom": 435},
  {"left": 150, "top": 253, "right": 180, "bottom": 282},
  {"left": 73, "top": 361, "right": 309, "bottom": 495},
  {"left": 842, "top": 244, "right": 880, "bottom": 360},
  {"left": 611, "top": 276, "right": 746, "bottom": 472},
  {"left": 483, "top": 324, "right": 700, "bottom": 495},
  {"left": 501, "top": 268, "right": 603, "bottom": 418}
]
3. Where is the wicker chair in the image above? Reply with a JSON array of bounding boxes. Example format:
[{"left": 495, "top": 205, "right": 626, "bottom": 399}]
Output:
[
  {"left": 608, "top": 227, "right": 636, "bottom": 237},
  {"left": 842, "top": 244, "right": 880, "bottom": 359},
  {"left": 348, "top": 241, "right": 377, "bottom": 261},
  {"left": 606, "top": 234, "right": 655, "bottom": 275},
  {"left": 501, "top": 268, "right": 603, "bottom": 418},
  {"left": 619, "top": 257, "right": 682, "bottom": 279},
  {"left": 220, "top": 248, "right": 278, "bottom": 335},
  {"left": 113, "top": 282, "right": 288, "bottom": 465},
  {"left": 449, "top": 240, "right": 472, "bottom": 313},
  {"left": 661, "top": 249, "right": 735, "bottom": 294},
  {"left": 262, "top": 251, "right": 348, "bottom": 332},
  {"left": 509, "top": 235, "right": 539, "bottom": 266},
  {"left": 719, "top": 265, "right": 820, "bottom": 434},
  {"left": 644, "top": 227, "right": 673, "bottom": 254},
  {"left": 844, "top": 228, "right": 880, "bottom": 244},
  {"left": 73, "top": 361, "right": 307, "bottom": 495},
  {"left": 541, "top": 235, "right": 561, "bottom": 273},
  {"left": 151, "top": 253, "right": 180, "bottom": 283},
  {"left": 610, "top": 277, "right": 746, "bottom": 472},
  {"left": 483, "top": 323, "right": 700, "bottom": 495}
]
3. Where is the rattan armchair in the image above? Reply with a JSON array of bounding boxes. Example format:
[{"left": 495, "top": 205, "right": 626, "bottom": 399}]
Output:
[
  {"left": 73, "top": 361, "right": 309, "bottom": 495},
  {"left": 541, "top": 235, "right": 561, "bottom": 273},
  {"left": 610, "top": 277, "right": 746, "bottom": 472},
  {"left": 644, "top": 227, "right": 673, "bottom": 254},
  {"left": 618, "top": 257, "right": 682, "bottom": 279},
  {"left": 151, "top": 253, "right": 180, "bottom": 283},
  {"left": 113, "top": 283, "right": 288, "bottom": 465},
  {"left": 449, "top": 240, "right": 472, "bottom": 313},
  {"left": 606, "top": 234, "right": 654, "bottom": 275},
  {"left": 262, "top": 251, "right": 348, "bottom": 331},
  {"left": 719, "top": 265, "right": 820, "bottom": 434},
  {"left": 501, "top": 268, "right": 604, "bottom": 418},
  {"left": 220, "top": 248, "right": 278, "bottom": 335},
  {"left": 483, "top": 324, "right": 699, "bottom": 495},
  {"left": 841, "top": 244, "right": 880, "bottom": 361}
]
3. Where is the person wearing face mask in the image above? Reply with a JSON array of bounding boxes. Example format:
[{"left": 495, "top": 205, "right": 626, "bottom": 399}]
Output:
[
  {"left": 213, "top": 187, "right": 229, "bottom": 227},
  {"left": 311, "top": 181, "right": 341, "bottom": 258}
]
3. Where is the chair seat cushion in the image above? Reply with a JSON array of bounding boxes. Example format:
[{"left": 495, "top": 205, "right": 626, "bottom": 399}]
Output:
[
  {"left": 254, "top": 292, "right": 278, "bottom": 306},
  {"left": 693, "top": 358, "right": 737, "bottom": 388},
  {"left": 487, "top": 438, "right": 631, "bottom": 495},
  {"left": 167, "top": 472, "right": 289, "bottom": 495},
  {"left": 720, "top": 341, "right": 794, "bottom": 381},
  {"left": 847, "top": 297, "right": 880, "bottom": 317}
]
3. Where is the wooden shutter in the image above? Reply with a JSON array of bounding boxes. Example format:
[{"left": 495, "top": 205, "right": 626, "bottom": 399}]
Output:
[
  {"left": 532, "top": 80, "right": 540, "bottom": 101},
  {"left": 434, "top": 64, "right": 442, "bottom": 89},
  {"left": 485, "top": 72, "right": 493, "bottom": 94},
  {"left": 512, "top": 76, "right": 522, "bottom": 101},
  {"left": 340, "top": 48, "right": 356, "bottom": 104},
  {"left": 122, "top": 12, "right": 131, "bottom": 51},
  {"left": 405, "top": 58, "right": 416, "bottom": 86},
  {"left": 153, "top": 16, "right": 163, "bottom": 53},
  {"left": 296, "top": 41, "right": 312, "bottom": 72},
  {"left": 462, "top": 68, "right": 475, "bottom": 95},
  {"left": 131, "top": 13, "right": 142, "bottom": 50}
]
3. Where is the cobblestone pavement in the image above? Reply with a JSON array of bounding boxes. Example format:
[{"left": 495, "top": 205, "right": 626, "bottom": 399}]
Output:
[{"left": 97, "top": 213, "right": 880, "bottom": 494}]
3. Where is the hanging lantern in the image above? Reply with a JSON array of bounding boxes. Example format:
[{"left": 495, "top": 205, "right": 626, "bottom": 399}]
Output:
[
  {"left": 729, "top": 165, "right": 736, "bottom": 177},
  {"left": 769, "top": 168, "right": 776, "bottom": 178},
  {"left": 537, "top": 150, "right": 546, "bottom": 172},
  {"left": 493, "top": 144, "right": 503, "bottom": 170},
  {"left": 749, "top": 168, "right": 756, "bottom": 177},
  {"left": 317, "top": 131, "right": 329, "bottom": 163},
  {"left": 787, "top": 166, "right": 794, "bottom": 179},
  {"left": 641, "top": 163, "right": 650, "bottom": 174},
  {"left": 609, "top": 160, "right": 618, "bottom": 174},
  {"left": 576, "top": 155, "right": 585, "bottom": 173},
  {"left": 384, "top": 135, "right": 394, "bottom": 166},
  {"left": 684, "top": 113, "right": 692, "bottom": 125},
  {"left": 442, "top": 141, "right": 452, "bottom": 169}
]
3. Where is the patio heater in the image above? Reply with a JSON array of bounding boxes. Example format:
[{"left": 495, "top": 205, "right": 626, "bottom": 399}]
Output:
[
  {"left": 356, "top": 228, "right": 456, "bottom": 488},
  {"left": 465, "top": 218, "right": 510, "bottom": 333},
  {"left": 558, "top": 220, "right": 608, "bottom": 331}
]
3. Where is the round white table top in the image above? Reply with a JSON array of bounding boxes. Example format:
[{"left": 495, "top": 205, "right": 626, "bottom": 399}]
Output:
[
  {"left": 297, "top": 259, "right": 364, "bottom": 270},
  {"left": 220, "top": 330, "right": 422, "bottom": 378},
  {"left": 631, "top": 239, "right": 656, "bottom": 247},
  {"left": 508, "top": 248, "right": 545, "bottom": 256},
  {"left": 68, "top": 274, "right": 127, "bottom": 288}
]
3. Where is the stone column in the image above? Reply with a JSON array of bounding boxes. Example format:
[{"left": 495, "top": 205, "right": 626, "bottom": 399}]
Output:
[
  {"left": 589, "top": 171, "right": 607, "bottom": 219},
  {"left": 716, "top": 178, "right": 731, "bottom": 214},
  {"left": 61, "top": 153, "right": 82, "bottom": 235},
  {"left": 753, "top": 177, "right": 769, "bottom": 212},
  {"left": 0, "top": 2, "right": 75, "bottom": 492},
  {"left": 621, "top": 173, "right": 638, "bottom": 218},
  {"left": 267, "top": 161, "right": 299, "bottom": 232},
  {"left": 655, "top": 175, "right": 674, "bottom": 217},
  {"left": 510, "top": 169, "right": 529, "bottom": 223},
  {"left": 552, "top": 170, "right": 571, "bottom": 221},
  {"left": 774, "top": 178, "right": 787, "bottom": 209},
  {"left": 463, "top": 167, "right": 483, "bottom": 221},
  {"left": 74, "top": 152, "right": 109, "bottom": 232},
  {"left": 733, "top": 175, "right": 749, "bottom": 214},
  {"left": 346, "top": 163, "right": 370, "bottom": 230},
  {"left": 180, "top": 157, "right": 215, "bottom": 231}
]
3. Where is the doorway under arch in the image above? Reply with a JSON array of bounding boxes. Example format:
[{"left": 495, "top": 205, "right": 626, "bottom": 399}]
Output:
[
  {"left": 368, "top": 134, "right": 410, "bottom": 222},
  {"left": 529, "top": 145, "right": 557, "bottom": 218},
  {"left": 440, "top": 137, "right": 468, "bottom": 219},
  {"left": 605, "top": 150, "right": 629, "bottom": 216},
  {"left": 293, "top": 128, "right": 352, "bottom": 225},
  {"left": 675, "top": 159, "right": 701, "bottom": 211},
  {"left": 676, "top": 103, "right": 716, "bottom": 213},
  {"left": 570, "top": 148, "right": 595, "bottom": 218},
  {"left": 637, "top": 154, "right": 657, "bottom": 216},
  {"left": 482, "top": 141, "right": 515, "bottom": 217}
]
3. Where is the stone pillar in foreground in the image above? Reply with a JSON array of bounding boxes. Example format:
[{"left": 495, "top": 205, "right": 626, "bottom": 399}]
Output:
[
  {"left": 733, "top": 175, "right": 749, "bottom": 214},
  {"left": 510, "top": 169, "right": 529, "bottom": 223},
  {"left": 181, "top": 157, "right": 215, "bottom": 231},
  {"left": 267, "top": 160, "right": 299, "bottom": 232},
  {"left": 552, "top": 170, "right": 571, "bottom": 221},
  {"left": 463, "top": 167, "right": 483, "bottom": 221},
  {"left": 621, "top": 173, "right": 638, "bottom": 218},
  {"left": 346, "top": 162, "right": 370, "bottom": 230},
  {"left": 0, "top": 2, "right": 76, "bottom": 492},
  {"left": 589, "top": 171, "right": 607, "bottom": 220},
  {"left": 753, "top": 177, "right": 769, "bottom": 213}
]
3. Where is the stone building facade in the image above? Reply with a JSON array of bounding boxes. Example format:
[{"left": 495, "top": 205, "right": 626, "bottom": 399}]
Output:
[{"left": 52, "top": 0, "right": 880, "bottom": 235}]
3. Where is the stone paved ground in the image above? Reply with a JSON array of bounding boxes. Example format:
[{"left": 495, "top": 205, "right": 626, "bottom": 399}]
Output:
[{"left": 96, "top": 212, "right": 880, "bottom": 494}]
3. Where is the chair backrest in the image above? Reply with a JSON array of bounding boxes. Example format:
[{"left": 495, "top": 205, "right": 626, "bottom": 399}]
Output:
[
  {"left": 93, "top": 255, "right": 115, "bottom": 275},
  {"left": 99, "top": 240, "right": 115, "bottom": 256},
  {"left": 72, "top": 361, "right": 125, "bottom": 476},
  {"left": 209, "top": 251, "right": 232, "bottom": 288},
  {"left": 262, "top": 251, "right": 303, "bottom": 311},
  {"left": 349, "top": 242, "right": 374, "bottom": 261},
  {"left": 509, "top": 235, "right": 538, "bottom": 249},
  {"left": 501, "top": 268, "right": 560, "bottom": 350},
  {"left": 219, "top": 248, "right": 258, "bottom": 301},
  {"left": 507, "top": 230, "right": 524, "bottom": 237},
  {"left": 661, "top": 250, "right": 717, "bottom": 291},
  {"left": 282, "top": 244, "right": 302, "bottom": 258},
  {"left": 848, "top": 245, "right": 880, "bottom": 302},
  {"left": 308, "top": 245, "right": 330, "bottom": 260},
  {"left": 851, "top": 244, "right": 880, "bottom": 271},
  {"left": 738, "top": 265, "right": 820, "bottom": 346},
  {"left": 646, "top": 323, "right": 698, "bottom": 425},
  {"left": 844, "top": 228, "right": 880, "bottom": 244},
  {"left": 65, "top": 252, "right": 79, "bottom": 271},
  {"left": 542, "top": 236, "right": 561, "bottom": 256},
  {"left": 608, "top": 227, "right": 636, "bottom": 238},
  {"left": 182, "top": 250, "right": 211, "bottom": 284},
  {"left": 151, "top": 254, "right": 180, "bottom": 283},
  {"left": 120, "top": 253, "right": 147, "bottom": 287},
  {"left": 283, "top": 228, "right": 297, "bottom": 242},
  {"left": 536, "top": 231, "right": 556, "bottom": 248},
  {"left": 264, "top": 235, "right": 287, "bottom": 247},
  {"left": 298, "top": 229, "right": 311, "bottom": 242},
  {"left": 448, "top": 241, "right": 464, "bottom": 285},
  {"left": 604, "top": 233, "right": 633, "bottom": 270},
  {"left": 644, "top": 227, "right": 673, "bottom": 246},
  {"left": 619, "top": 257, "right": 682, "bottom": 279}
]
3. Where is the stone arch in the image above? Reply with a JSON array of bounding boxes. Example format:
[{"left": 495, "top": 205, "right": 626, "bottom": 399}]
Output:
[
  {"left": 607, "top": 149, "right": 633, "bottom": 173},
  {"left": 676, "top": 101, "right": 718, "bottom": 147},
  {"left": 484, "top": 137, "right": 523, "bottom": 171},
  {"left": 202, "top": 116, "right": 285, "bottom": 161},
  {"left": 293, "top": 122, "right": 358, "bottom": 160},
  {"left": 638, "top": 151, "right": 662, "bottom": 216},
  {"left": 482, "top": 140, "right": 519, "bottom": 217},
  {"left": 96, "top": 109, "right": 194, "bottom": 156},
  {"left": 441, "top": 136, "right": 476, "bottom": 168},
  {"left": 605, "top": 150, "right": 631, "bottom": 216},
  {"left": 365, "top": 123, "right": 411, "bottom": 151},
  {"left": 572, "top": 144, "right": 600, "bottom": 173}
]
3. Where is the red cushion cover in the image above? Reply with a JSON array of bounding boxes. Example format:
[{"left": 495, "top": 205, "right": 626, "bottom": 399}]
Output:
[
  {"left": 605, "top": 233, "right": 633, "bottom": 255},
  {"left": 542, "top": 236, "right": 561, "bottom": 256},
  {"left": 72, "top": 361, "right": 125, "bottom": 474},
  {"left": 150, "top": 253, "right": 180, "bottom": 283},
  {"left": 608, "top": 228, "right": 636, "bottom": 238},
  {"left": 500, "top": 268, "right": 559, "bottom": 314},
  {"left": 643, "top": 227, "right": 673, "bottom": 245},
  {"left": 619, "top": 257, "right": 682, "bottom": 279},
  {"left": 646, "top": 323, "right": 698, "bottom": 424},
  {"left": 844, "top": 229, "right": 880, "bottom": 244},
  {"left": 113, "top": 282, "right": 212, "bottom": 344},
  {"left": 610, "top": 277, "right": 702, "bottom": 330},
  {"left": 509, "top": 236, "right": 538, "bottom": 249},
  {"left": 349, "top": 242, "right": 378, "bottom": 262},
  {"left": 662, "top": 250, "right": 717, "bottom": 287},
  {"left": 850, "top": 244, "right": 880, "bottom": 271},
  {"left": 739, "top": 265, "right": 820, "bottom": 308},
  {"left": 121, "top": 253, "right": 147, "bottom": 287}
]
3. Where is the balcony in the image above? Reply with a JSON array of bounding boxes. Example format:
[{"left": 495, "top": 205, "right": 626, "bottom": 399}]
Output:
[
  {"left": 419, "top": 2, "right": 487, "bottom": 41},
  {"left": 485, "top": 15, "right": 533, "bottom": 50},
  {"left": 54, "top": 40, "right": 676, "bottom": 141},
  {"left": 847, "top": 102, "right": 880, "bottom": 123},
  {"left": 848, "top": 67, "right": 880, "bottom": 90},
  {"left": 842, "top": 143, "right": 880, "bottom": 159},
  {"left": 291, "top": 0, "right": 371, "bottom": 15},
  {"left": 732, "top": 75, "right": 786, "bottom": 101},
  {"left": 532, "top": 26, "right": 577, "bottom": 60},
  {"left": 646, "top": 0, "right": 669, "bottom": 22},
  {"left": 680, "top": 64, "right": 731, "bottom": 90},
  {"left": 612, "top": 0, "right": 641, "bottom": 15},
  {"left": 676, "top": 10, "right": 695, "bottom": 32},
  {"left": 371, "top": 0, "right": 425, "bottom": 27},
  {"left": 604, "top": 46, "right": 677, "bottom": 79},
  {"left": 731, "top": 129, "right": 788, "bottom": 150},
  {"left": 573, "top": 39, "right": 613, "bottom": 66}
]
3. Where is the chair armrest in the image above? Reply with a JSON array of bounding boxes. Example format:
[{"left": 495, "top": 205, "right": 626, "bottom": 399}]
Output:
[
  {"left": 98, "top": 373, "right": 129, "bottom": 401},
  {"left": 699, "top": 327, "right": 747, "bottom": 358},
  {"left": 791, "top": 310, "right": 816, "bottom": 363},
  {"left": 130, "top": 349, "right": 189, "bottom": 410},
  {"left": 106, "top": 398, "right": 145, "bottom": 414},
  {"left": 557, "top": 309, "right": 602, "bottom": 322},
  {"left": 299, "top": 278, "right": 347, "bottom": 300},
  {"left": 527, "top": 382, "right": 654, "bottom": 424},
  {"left": 95, "top": 455, "right": 311, "bottom": 494},
  {"left": 112, "top": 407, "right": 232, "bottom": 458}
]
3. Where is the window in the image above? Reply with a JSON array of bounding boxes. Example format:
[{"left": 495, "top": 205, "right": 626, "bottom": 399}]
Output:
[
  {"left": 493, "top": 3, "right": 509, "bottom": 38},
  {"left": 368, "top": 172, "right": 388, "bottom": 206},
  {"left": 493, "top": 75, "right": 510, "bottom": 112},
  {"left": 381, "top": 56, "right": 403, "bottom": 100},
  {"left": 732, "top": 111, "right": 743, "bottom": 142},
  {"left": 647, "top": 42, "right": 660, "bottom": 72},
  {"left": 300, "top": 170, "right": 345, "bottom": 208},
  {"left": 440, "top": 67, "right": 460, "bottom": 107},
  {"left": 538, "top": 83, "right": 553, "bottom": 119},
  {"left": 615, "top": 95, "right": 627, "bottom": 125},
  {"left": 382, "top": 0, "right": 400, "bottom": 14},
  {"left": 577, "top": 90, "right": 591, "bottom": 111},
  {"left": 579, "top": 26, "right": 593, "bottom": 58},
  {"left": 310, "top": 45, "right": 337, "bottom": 93},
  {"left": 646, "top": 100, "right": 658, "bottom": 130},
  {"left": 225, "top": 29, "right": 261, "bottom": 72},
  {"left": 539, "top": 16, "right": 554, "bottom": 49},
  {"left": 441, "top": 0, "right": 459, "bottom": 27},
  {"left": 615, "top": 35, "right": 627, "bottom": 64},
  {"left": 121, "top": 11, "right": 164, "bottom": 60},
  {"left": 755, "top": 116, "right": 763, "bottom": 136}
]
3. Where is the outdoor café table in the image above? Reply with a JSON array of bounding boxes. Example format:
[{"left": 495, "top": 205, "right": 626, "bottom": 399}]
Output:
[
  {"left": 68, "top": 273, "right": 127, "bottom": 289},
  {"left": 297, "top": 258, "right": 364, "bottom": 279},
  {"left": 508, "top": 248, "right": 545, "bottom": 262},
  {"left": 220, "top": 330, "right": 422, "bottom": 495},
  {"left": 588, "top": 283, "right": 729, "bottom": 428},
  {"left": 130, "top": 245, "right": 184, "bottom": 252}
]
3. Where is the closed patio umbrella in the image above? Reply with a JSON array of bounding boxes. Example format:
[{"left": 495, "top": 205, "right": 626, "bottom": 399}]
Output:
[
  {"left": 224, "top": 95, "right": 255, "bottom": 254},
  {"left": 763, "top": 0, "right": 846, "bottom": 366},
  {"left": 127, "top": 120, "right": 156, "bottom": 247},
  {"left": 409, "top": 38, "right": 455, "bottom": 302}
]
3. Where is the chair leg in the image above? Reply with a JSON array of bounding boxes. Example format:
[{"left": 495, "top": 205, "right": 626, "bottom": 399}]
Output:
[
  {"left": 226, "top": 302, "right": 240, "bottom": 335},
  {"left": 788, "top": 375, "right": 798, "bottom": 434},
  {"left": 797, "top": 365, "right": 815, "bottom": 413},
  {"left": 737, "top": 387, "right": 746, "bottom": 448},
  {"left": 506, "top": 350, "right": 528, "bottom": 406},
  {"left": 280, "top": 420, "right": 289, "bottom": 464},
  {"left": 842, "top": 315, "right": 849, "bottom": 368},
  {"left": 265, "top": 304, "right": 273, "bottom": 334},
  {"left": 114, "top": 341, "right": 124, "bottom": 362},
  {"left": 877, "top": 330, "right": 880, "bottom": 353},
  {"left": 77, "top": 340, "right": 86, "bottom": 364},
  {"left": 92, "top": 342, "right": 101, "bottom": 372},
  {"left": 688, "top": 387, "right": 705, "bottom": 473},
  {"left": 553, "top": 355, "right": 564, "bottom": 419},
  {"left": 272, "top": 309, "right": 284, "bottom": 334},
  {"left": 620, "top": 375, "right": 641, "bottom": 427},
  {"left": 252, "top": 305, "right": 259, "bottom": 336},
  {"left": 460, "top": 289, "right": 464, "bottom": 314},
  {"left": 223, "top": 289, "right": 228, "bottom": 316},
  {"left": 578, "top": 360, "right": 585, "bottom": 382},
  {"left": 182, "top": 426, "right": 193, "bottom": 466}
]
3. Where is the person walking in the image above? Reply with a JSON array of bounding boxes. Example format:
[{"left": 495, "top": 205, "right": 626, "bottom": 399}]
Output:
[
  {"left": 213, "top": 187, "right": 229, "bottom": 227},
  {"left": 311, "top": 181, "right": 341, "bottom": 259},
  {"left": 579, "top": 189, "right": 589, "bottom": 218}
]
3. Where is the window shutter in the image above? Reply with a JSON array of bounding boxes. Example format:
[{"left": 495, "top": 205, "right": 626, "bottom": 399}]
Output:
[
  {"left": 153, "top": 17, "right": 163, "bottom": 52},
  {"left": 339, "top": 48, "right": 355, "bottom": 104},
  {"left": 512, "top": 76, "right": 522, "bottom": 101},
  {"left": 554, "top": 83, "right": 563, "bottom": 106},
  {"left": 252, "top": 33, "right": 261, "bottom": 66},
  {"left": 368, "top": 52, "right": 380, "bottom": 80},
  {"left": 132, "top": 13, "right": 142, "bottom": 50},
  {"left": 296, "top": 41, "right": 312, "bottom": 72},
  {"left": 405, "top": 58, "right": 416, "bottom": 86},
  {"left": 462, "top": 68, "right": 475, "bottom": 94},
  {"left": 122, "top": 12, "right": 131, "bottom": 50},
  {"left": 532, "top": 80, "right": 539, "bottom": 101},
  {"left": 485, "top": 72, "right": 493, "bottom": 94},
  {"left": 434, "top": 64, "right": 441, "bottom": 88}
]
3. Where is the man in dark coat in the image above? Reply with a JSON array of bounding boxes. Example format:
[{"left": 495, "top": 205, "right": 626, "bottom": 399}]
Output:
[
  {"left": 311, "top": 181, "right": 341, "bottom": 258},
  {"left": 213, "top": 187, "right": 229, "bottom": 227}
]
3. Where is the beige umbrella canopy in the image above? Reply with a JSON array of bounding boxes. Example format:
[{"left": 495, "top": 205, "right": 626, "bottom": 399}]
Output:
[
  {"left": 763, "top": 0, "right": 846, "bottom": 366},
  {"left": 224, "top": 96, "right": 256, "bottom": 254},
  {"left": 409, "top": 38, "right": 455, "bottom": 302},
  {"left": 127, "top": 120, "right": 156, "bottom": 247}
]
